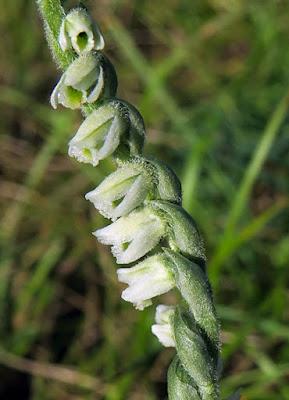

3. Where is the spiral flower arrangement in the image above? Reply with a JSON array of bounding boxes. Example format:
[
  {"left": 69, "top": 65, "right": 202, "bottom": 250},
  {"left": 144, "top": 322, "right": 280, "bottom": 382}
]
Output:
[{"left": 36, "top": 1, "right": 239, "bottom": 399}]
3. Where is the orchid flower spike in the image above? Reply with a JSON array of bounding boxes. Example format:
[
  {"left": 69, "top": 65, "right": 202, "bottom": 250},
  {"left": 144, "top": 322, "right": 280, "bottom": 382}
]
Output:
[
  {"left": 50, "top": 52, "right": 117, "bottom": 109},
  {"left": 59, "top": 8, "right": 104, "bottom": 54},
  {"left": 117, "top": 255, "right": 175, "bottom": 310},
  {"left": 85, "top": 157, "right": 182, "bottom": 220},
  {"left": 152, "top": 304, "right": 176, "bottom": 347},
  {"left": 37, "top": 2, "right": 223, "bottom": 397},
  {"left": 94, "top": 207, "right": 166, "bottom": 264},
  {"left": 68, "top": 101, "right": 129, "bottom": 166}
]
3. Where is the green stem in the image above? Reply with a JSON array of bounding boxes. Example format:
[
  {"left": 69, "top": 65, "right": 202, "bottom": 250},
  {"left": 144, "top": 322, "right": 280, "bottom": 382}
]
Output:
[{"left": 36, "top": 0, "right": 75, "bottom": 69}]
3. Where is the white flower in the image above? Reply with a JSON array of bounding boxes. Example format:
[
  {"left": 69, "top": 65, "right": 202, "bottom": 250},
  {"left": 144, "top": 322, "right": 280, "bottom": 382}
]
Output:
[
  {"left": 50, "top": 53, "right": 107, "bottom": 109},
  {"left": 59, "top": 8, "right": 104, "bottom": 54},
  {"left": 151, "top": 304, "right": 176, "bottom": 347},
  {"left": 117, "top": 255, "right": 175, "bottom": 310},
  {"left": 85, "top": 164, "right": 151, "bottom": 220},
  {"left": 94, "top": 208, "right": 165, "bottom": 264},
  {"left": 68, "top": 102, "right": 128, "bottom": 166}
]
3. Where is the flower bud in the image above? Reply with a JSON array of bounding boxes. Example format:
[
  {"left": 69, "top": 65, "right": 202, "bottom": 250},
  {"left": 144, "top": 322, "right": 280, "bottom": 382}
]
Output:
[
  {"left": 151, "top": 304, "right": 176, "bottom": 347},
  {"left": 68, "top": 101, "right": 129, "bottom": 166},
  {"left": 50, "top": 53, "right": 117, "bottom": 109},
  {"left": 59, "top": 8, "right": 104, "bottom": 54},
  {"left": 94, "top": 207, "right": 165, "bottom": 264},
  {"left": 85, "top": 163, "right": 152, "bottom": 220},
  {"left": 117, "top": 257, "right": 175, "bottom": 310}
]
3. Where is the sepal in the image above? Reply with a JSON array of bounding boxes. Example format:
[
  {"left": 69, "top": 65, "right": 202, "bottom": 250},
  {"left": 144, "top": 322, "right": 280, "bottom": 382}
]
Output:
[
  {"left": 117, "top": 256, "right": 175, "bottom": 310},
  {"left": 50, "top": 53, "right": 117, "bottom": 109},
  {"left": 59, "top": 8, "right": 104, "bottom": 54},
  {"left": 68, "top": 100, "right": 128, "bottom": 166},
  {"left": 94, "top": 207, "right": 165, "bottom": 263},
  {"left": 151, "top": 304, "right": 176, "bottom": 347}
]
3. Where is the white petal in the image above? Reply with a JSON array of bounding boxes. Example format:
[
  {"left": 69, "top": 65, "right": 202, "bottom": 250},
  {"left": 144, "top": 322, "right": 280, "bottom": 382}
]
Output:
[
  {"left": 94, "top": 208, "right": 154, "bottom": 245},
  {"left": 50, "top": 75, "right": 65, "bottom": 109},
  {"left": 112, "top": 175, "right": 148, "bottom": 220},
  {"left": 92, "top": 22, "right": 105, "bottom": 50},
  {"left": 94, "top": 208, "right": 165, "bottom": 264},
  {"left": 59, "top": 20, "right": 69, "bottom": 51},
  {"left": 135, "top": 299, "right": 152, "bottom": 310},
  {"left": 64, "top": 54, "right": 97, "bottom": 89},
  {"left": 151, "top": 304, "right": 176, "bottom": 347},
  {"left": 112, "top": 220, "right": 163, "bottom": 264},
  {"left": 120, "top": 267, "right": 174, "bottom": 302},
  {"left": 155, "top": 304, "right": 175, "bottom": 324},
  {"left": 86, "top": 65, "right": 104, "bottom": 103}
]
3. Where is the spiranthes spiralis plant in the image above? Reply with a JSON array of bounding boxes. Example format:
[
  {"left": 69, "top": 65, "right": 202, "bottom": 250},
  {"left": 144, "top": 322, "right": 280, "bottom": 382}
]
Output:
[{"left": 36, "top": 1, "right": 240, "bottom": 399}]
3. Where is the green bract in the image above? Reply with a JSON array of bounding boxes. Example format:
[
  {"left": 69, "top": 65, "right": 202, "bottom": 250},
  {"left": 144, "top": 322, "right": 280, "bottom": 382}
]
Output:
[{"left": 150, "top": 200, "right": 206, "bottom": 263}]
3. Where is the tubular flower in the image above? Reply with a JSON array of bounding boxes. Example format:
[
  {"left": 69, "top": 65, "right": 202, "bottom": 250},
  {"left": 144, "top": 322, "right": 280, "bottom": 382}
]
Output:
[
  {"left": 85, "top": 163, "right": 152, "bottom": 221},
  {"left": 94, "top": 208, "right": 166, "bottom": 264},
  {"left": 59, "top": 8, "right": 104, "bottom": 54},
  {"left": 68, "top": 101, "right": 129, "bottom": 166},
  {"left": 151, "top": 304, "right": 176, "bottom": 347},
  {"left": 117, "top": 255, "right": 175, "bottom": 310},
  {"left": 50, "top": 52, "right": 117, "bottom": 109},
  {"left": 85, "top": 157, "right": 182, "bottom": 221}
]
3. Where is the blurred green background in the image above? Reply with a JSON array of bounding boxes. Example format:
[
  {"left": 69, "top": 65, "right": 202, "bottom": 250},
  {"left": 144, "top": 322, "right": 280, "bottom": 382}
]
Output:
[{"left": 1, "top": 0, "right": 289, "bottom": 399}]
